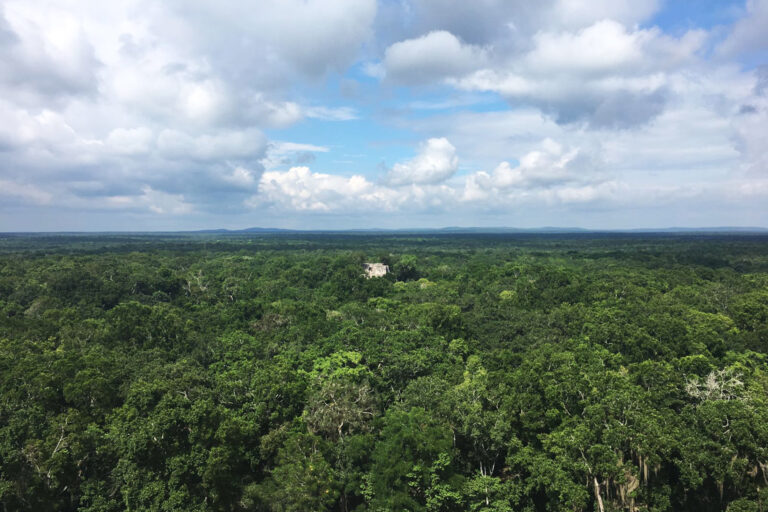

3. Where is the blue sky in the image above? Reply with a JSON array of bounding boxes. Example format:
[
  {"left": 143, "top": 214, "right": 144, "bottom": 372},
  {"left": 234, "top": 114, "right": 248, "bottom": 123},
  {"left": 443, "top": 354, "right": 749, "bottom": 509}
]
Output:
[{"left": 0, "top": 0, "right": 767, "bottom": 230}]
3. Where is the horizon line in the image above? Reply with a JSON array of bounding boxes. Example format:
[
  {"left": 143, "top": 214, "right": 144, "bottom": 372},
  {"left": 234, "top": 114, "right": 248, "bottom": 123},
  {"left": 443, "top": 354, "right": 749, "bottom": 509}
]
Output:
[{"left": 2, "top": 226, "right": 768, "bottom": 235}]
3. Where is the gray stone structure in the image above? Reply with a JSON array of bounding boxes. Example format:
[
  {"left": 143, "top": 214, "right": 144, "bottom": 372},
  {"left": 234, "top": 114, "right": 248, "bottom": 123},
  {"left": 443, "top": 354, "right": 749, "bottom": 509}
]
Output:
[{"left": 363, "top": 262, "right": 389, "bottom": 278}]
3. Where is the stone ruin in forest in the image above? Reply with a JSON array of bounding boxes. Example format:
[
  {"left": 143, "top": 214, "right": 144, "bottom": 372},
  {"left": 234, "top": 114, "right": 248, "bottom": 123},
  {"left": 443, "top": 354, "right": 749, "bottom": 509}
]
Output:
[{"left": 363, "top": 262, "right": 389, "bottom": 278}]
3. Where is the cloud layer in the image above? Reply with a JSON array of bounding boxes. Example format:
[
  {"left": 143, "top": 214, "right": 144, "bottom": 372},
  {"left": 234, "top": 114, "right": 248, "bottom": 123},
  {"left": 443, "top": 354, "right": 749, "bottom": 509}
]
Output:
[{"left": 0, "top": 0, "right": 766, "bottom": 229}]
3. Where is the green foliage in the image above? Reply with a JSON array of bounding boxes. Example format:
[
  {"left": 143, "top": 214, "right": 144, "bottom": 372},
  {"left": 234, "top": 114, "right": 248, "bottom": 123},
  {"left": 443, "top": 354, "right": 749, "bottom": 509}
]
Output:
[
  {"left": 1, "top": 233, "right": 768, "bottom": 511},
  {"left": 253, "top": 432, "right": 339, "bottom": 512}
]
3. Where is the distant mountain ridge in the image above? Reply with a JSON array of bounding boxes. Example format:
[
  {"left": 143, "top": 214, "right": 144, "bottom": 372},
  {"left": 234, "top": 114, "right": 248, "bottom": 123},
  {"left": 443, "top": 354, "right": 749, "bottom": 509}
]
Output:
[
  {"left": 189, "top": 226, "right": 768, "bottom": 234},
  {"left": 4, "top": 226, "right": 768, "bottom": 235}
]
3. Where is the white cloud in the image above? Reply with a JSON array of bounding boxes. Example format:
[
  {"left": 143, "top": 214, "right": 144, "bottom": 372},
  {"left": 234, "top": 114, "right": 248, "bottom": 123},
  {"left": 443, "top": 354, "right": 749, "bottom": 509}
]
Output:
[
  {"left": 254, "top": 166, "right": 396, "bottom": 212},
  {"left": 361, "top": 61, "right": 385, "bottom": 79},
  {"left": 250, "top": 137, "right": 619, "bottom": 215},
  {"left": 0, "top": 0, "right": 371, "bottom": 221},
  {"left": 247, "top": 98, "right": 303, "bottom": 129},
  {"left": 105, "top": 127, "right": 153, "bottom": 155},
  {"left": 261, "top": 141, "right": 331, "bottom": 171},
  {"left": 0, "top": 179, "right": 52, "bottom": 204},
  {"left": 272, "top": 142, "right": 330, "bottom": 154},
  {"left": 552, "top": 0, "right": 661, "bottom": 28},
  {"left": 105, "top": 186, "right": 193, "bottom": 215},
  {"left": 0, "top": 0, "right": 766, "bottom": 228},
  {"left": 156, "top": 128, "right": 266, "bottom": 162},
  {"left": 151, "top": 0, "right": 377, "bottom": 83},
  {"left": 451, "top": 20, "right": 706, "bottom": 127},
  {"left": 0, "top": 101, "right": 85, "bottom": 149},
  {"left": 223, "top": 166, "right": 258, "bottom": 188},
  {"left": 304, "top": 106, "right": 358, "bottom": 121},
  {"left": 493, "top": 139, "right": 594, "bottom": 188},
  {"left": 379, "top": 0, "right": 659, "bottom": 49},
  {"left": 0, "top": 3, "right": 100, "bottom": 106},
  {"left": 525, "top": 21, "right": 656, "bottom": 74},
  {"left": 141, "top": 187, "right": 193, "bottom": 215},
  {"left": 460, "top": 138, "right": 605, "bottom": 203},
  {"left": 251, "top": 164, "right": 462, "bottom": 214},
  {"left": 251, "top": 138, "right": 466, "bottom": 213},
  {"left": 732, "top": 91, "right": 768, "bottom": 175},
  {"left": 386, "top": 137, "right": 459, "bottom": 186},
  {"left": 402, "top": 72, "right": 751, "bottom": 191},
  {"left": 717, "top": 0, "right": 768, "bottom": 59},
  {"left": 382, "top": 30, "right": 488, "bottom": 84},
  {"left": 374, "top": 0, "right": 526, "bottom": 49},
  {"left": 542, "top": 181, "right": 621, "bottom": 204}
]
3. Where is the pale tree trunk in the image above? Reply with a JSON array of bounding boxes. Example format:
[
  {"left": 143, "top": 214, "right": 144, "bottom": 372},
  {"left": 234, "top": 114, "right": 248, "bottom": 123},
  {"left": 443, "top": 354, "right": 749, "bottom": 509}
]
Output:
[{"left": 594, "top": 477, "right": 605, "bottom": 512}]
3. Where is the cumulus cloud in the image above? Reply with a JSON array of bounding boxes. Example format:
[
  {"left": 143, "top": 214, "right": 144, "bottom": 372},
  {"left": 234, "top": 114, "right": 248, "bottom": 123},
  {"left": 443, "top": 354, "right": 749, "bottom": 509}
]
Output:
[
  {"left": 0, "top": 0, "right": 366, "bottom": 221},
  {"left": 250, "top": 138, "right": 469, "bottom": 213},
  {"left": 149, "top": 0, "right": 377, "bottom": 84},
  {"left": 733, "top": 81, "right": 768, "bottom": 175},
  {"left": 0, "top": 0, "right": 766, "bottom": 228},
  {"left": 551, "top": 0, "right": 662, "bottom": 29},
  {"left": 0, "top": 179, "right": 52, "bottom": 205},
  {"left": 461, "top": 138, "right": 606, "bottom": 204},
  {"left": 0, "top": 101, "right": 83, "bottom": 151},
  {"left": 261, "top": 141, "right": 330, "bottom": 171},
  {"left": 105, "top": 127, "right": 153, "bottom": 155},
  {"left": 0, "top": 5, "right": 100, "bottom": 107},
  {"left": 223, "top": 166, "right": 259, "bottom": 188},
  {"left": 523, "top": 20, "right": 703, "bottom": 75},
  {"left": 251, "top": 164, "right": 464, "bottom": 214},
  {"left": 156, "top": 129, "right": 266, "bottom": 162},
  {"left": 383, "top": 31, "right": 488, "bottom": 84},
  {"left": 542, "top": 181, "right": 621, "bottom": 204},
  {"left": 249, "top": 137, "right": 621, "bottom": 215},
  {"left": 373, "top": 10, "right": 706, "bottom": 128},
  {"left": 452, "top": 20, "right": 706, "bottom": 127},
  {"left": 105, "top": 186, "right": 193, "bottom": 215},
  {"left": 717, "top": 0, "right": 768, "bottom": 59},
  {"left": 375, "top": 0, "right": 661, "bottom": 49},
  {"left": 253, "top": 167, "right": 397, "bottom": 212},
  {"left": 386, "top": 138, "right": 459, "bottom": 186}
]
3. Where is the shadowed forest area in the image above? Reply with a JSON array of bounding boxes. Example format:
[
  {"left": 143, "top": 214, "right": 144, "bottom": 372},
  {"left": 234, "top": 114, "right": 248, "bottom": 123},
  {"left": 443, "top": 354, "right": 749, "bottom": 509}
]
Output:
[{"left": 1, "top": 233, "right": 768, "bottom": 511}]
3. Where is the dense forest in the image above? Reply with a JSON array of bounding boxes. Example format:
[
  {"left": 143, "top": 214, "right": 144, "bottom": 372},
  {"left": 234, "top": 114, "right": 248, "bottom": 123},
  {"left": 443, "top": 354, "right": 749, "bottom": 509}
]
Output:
[{"left": 1, "top": 233, "right": 768, "bottom": 512}]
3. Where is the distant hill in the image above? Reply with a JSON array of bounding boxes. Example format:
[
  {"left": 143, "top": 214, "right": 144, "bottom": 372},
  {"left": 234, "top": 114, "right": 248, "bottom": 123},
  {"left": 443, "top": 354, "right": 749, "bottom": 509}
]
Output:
[
  {"left": 4, "top": 226, "right": 768, "bottom": 236},
  {"left": 622, "top": 227, "right": 768, "bottom": 233},
  {"left": 187, "top": 226, "right": 768, "bottom": 235}
]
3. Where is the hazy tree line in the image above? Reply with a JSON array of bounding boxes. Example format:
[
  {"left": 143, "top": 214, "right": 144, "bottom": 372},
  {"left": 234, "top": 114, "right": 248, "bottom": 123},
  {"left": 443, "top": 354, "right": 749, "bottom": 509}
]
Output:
[{"left": 1, "top": 234, "right": 768, "bottom": 511}]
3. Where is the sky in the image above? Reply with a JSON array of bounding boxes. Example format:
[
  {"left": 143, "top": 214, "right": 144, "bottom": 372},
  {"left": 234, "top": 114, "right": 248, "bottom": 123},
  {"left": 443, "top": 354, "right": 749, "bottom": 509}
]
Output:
[{"left": 0, "top": 0, "right": 767, "bottom": 231}]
